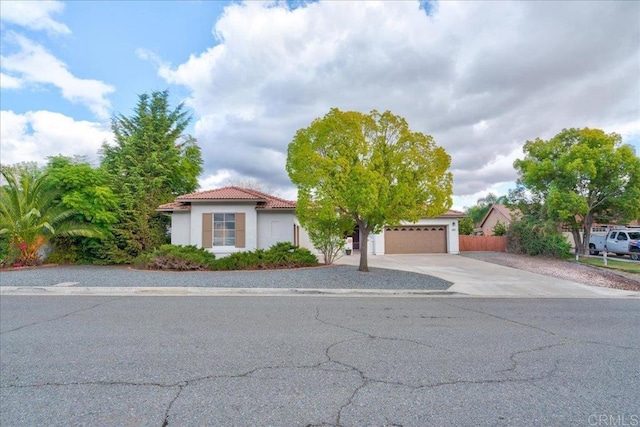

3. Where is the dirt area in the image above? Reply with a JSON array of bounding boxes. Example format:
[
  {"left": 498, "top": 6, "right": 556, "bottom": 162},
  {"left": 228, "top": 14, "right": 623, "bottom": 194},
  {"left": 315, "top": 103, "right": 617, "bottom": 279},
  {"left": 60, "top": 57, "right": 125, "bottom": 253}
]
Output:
[{"left": 460, "top": 252, "right": 640, "bottom": 292}]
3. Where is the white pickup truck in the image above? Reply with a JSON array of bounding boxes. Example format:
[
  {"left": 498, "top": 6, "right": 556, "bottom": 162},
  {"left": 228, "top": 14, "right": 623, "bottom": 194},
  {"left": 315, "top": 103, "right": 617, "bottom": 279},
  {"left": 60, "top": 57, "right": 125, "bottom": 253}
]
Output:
[{"left": 589, "top": 229, "right": 640, "bottom": 260}]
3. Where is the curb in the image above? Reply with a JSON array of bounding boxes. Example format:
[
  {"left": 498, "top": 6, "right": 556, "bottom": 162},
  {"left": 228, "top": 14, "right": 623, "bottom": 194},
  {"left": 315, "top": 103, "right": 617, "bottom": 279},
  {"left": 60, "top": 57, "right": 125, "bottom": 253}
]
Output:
[
  {"left": 0, "top": 286, "right": 459, "bottom": 297},
  {"left": 1, "top": 286, "right": 638, "bottom": 298}
]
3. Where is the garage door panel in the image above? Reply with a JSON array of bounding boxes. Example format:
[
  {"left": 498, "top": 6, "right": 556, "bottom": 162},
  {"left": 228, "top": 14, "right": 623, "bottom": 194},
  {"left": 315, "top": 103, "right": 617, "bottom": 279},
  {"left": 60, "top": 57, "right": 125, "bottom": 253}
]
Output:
[{"left": 385, "top": 226, "right": 447, "bottom": 254}]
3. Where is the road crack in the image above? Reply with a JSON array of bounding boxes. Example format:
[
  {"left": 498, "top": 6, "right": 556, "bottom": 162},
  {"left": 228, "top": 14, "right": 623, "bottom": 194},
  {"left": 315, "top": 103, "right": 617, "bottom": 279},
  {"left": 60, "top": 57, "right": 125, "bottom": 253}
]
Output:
[
  {"left": 313, "top": 307, "right": 449, "bottom": 426},
  {"left": 0, "top": 297, "right": 125, "bottom": 335},
  {"left": 441, "top": 301, "right": 637, "bottom": 350}
]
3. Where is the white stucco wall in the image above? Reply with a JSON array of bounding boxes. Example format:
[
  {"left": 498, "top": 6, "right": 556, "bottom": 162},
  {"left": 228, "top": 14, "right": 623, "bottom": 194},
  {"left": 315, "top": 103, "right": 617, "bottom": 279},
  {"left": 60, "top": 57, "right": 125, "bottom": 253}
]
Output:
[
  {"left": 293, "top": 218, "right": 318, "bottom": 254},
  {"left": 257, "top": 211, "right": 296, "bottom": 249},
  {"left": 170, "top": 212, "right": 191, "bottom": 246},
  {"left": 189, "top": 202, "right": 259, "bottom": 256},
  {"left": 370, "top": 217, "right": 460, "bottom": 255}
]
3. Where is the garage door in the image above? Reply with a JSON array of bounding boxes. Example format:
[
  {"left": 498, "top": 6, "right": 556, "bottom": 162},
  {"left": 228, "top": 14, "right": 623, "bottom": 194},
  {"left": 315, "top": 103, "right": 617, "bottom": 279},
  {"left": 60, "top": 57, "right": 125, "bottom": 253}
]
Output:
[{"left": 385, "top": 225, "right": 447, "bottom": 254}]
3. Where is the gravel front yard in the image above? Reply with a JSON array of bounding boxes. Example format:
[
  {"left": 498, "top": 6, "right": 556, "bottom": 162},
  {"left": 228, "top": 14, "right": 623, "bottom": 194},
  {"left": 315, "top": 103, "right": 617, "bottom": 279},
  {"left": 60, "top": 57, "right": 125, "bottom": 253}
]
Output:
[
  {"left": 460, "top": 252, "right": 640, "bottom": 292},
  {"left": 2, "top": 254, "right": 638, "bottom": 292},
  {"left": 0, "top": 265, "right": 452, "bottom": 291}
]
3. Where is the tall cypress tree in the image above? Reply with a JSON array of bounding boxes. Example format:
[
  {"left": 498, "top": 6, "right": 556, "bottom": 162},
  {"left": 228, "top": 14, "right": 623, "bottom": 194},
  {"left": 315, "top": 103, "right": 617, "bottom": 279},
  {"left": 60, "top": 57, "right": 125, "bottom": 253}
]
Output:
[{"left": 101, "top": 90, "right": 203, "bottom": 261}]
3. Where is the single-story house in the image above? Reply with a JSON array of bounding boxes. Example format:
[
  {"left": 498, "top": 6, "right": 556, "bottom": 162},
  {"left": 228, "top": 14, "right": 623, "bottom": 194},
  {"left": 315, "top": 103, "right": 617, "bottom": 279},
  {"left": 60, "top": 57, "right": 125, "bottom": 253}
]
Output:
[
  {"left": 157, "top": 186, "right": 466, "bottom": 256},
  {"left": 479, "top": 204, "right": 519, "bottom": 236},
  {"left": 157, "top": 186, "right": 305, "bottom": 257}
]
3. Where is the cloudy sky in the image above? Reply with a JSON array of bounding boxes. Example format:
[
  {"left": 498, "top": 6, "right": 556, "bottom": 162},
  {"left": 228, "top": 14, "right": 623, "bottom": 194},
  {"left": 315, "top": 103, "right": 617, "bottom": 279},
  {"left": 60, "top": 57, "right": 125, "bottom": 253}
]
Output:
[{"left": 1, "top": 0, "right": 638, "bottom": 210}]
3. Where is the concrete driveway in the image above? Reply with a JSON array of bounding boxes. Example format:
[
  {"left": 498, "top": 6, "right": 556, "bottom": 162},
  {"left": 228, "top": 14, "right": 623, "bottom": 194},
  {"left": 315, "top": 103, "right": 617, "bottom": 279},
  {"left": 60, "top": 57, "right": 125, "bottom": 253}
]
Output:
[{"left": 336, "top": 253, "right": 639, "bottom": 298}]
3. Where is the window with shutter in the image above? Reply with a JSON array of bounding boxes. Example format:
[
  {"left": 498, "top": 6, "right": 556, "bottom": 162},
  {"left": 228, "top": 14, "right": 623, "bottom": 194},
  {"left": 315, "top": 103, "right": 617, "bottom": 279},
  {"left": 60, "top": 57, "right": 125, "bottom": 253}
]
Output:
[{"left": 203, "top": 212, "right": 246, "bottom": 248}]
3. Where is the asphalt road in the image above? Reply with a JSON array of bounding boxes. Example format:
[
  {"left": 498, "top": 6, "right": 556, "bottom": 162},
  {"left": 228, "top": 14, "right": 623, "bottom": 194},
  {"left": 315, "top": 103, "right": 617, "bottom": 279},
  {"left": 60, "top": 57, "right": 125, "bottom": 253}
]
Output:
[{"left": 1, "top": 296, "right": 638, "bottom": 426}]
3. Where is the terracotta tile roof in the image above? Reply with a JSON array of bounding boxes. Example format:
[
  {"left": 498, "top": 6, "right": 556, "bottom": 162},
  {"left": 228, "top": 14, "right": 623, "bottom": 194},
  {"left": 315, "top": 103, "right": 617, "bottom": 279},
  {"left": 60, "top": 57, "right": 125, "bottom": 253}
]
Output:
[
  {"left": 158, "top": 186, "right": 296, "bottom": 211},
  {"left": 438, "top": 209, "right": 467, "bottom": 218},
  {"left": 176, "top": 186, "right": 266, "bottom": 201},
  {"left": 224, "top": 187, "right": 296, "bottom": 209},
  {"left": 157, "top": 201, "right": 191, "bottom": 211}
]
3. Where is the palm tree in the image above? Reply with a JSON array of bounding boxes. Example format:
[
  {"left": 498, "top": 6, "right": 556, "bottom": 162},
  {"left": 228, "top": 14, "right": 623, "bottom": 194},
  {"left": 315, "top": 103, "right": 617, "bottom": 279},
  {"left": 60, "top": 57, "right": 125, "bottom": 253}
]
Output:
[{"left": 0, "top": 167, "right": 102, "bottom": 266}]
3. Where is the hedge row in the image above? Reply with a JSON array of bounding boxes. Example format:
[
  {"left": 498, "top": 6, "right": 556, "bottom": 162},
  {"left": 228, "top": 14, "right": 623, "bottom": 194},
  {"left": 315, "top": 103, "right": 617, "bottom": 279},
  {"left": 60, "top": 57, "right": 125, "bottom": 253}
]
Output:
[{"left": 133, "top": 242, "right": 318, "bottom": 271}]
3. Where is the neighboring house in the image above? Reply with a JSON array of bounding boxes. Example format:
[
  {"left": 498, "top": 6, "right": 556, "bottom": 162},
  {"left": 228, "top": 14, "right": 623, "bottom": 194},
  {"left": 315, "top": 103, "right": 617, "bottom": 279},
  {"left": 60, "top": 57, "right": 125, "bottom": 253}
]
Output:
[
  {"left": 158, "top": 186, "right": 465, "bottom": 256},
  {"left": 479, "top": 204, "right": 518, "bottom": 236}
]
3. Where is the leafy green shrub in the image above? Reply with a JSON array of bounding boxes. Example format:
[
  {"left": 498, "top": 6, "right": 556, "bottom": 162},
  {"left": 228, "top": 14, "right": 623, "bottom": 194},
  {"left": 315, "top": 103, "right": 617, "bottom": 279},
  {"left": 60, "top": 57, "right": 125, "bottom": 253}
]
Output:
[
  {"left": 213, "top": 242, "right": 318, "bottom": 270},
  {"left": 266, "top": 242, "right": 318, "bottom": 269},
  {"left": 45, "top": 236, "right": 79, "bottom": 264},
  {"left": 0, "top": 234, "right": 17, "bottom": 268},
  {"left": 492, "top": 220, "right": 508, "bottom": 236},
  {"left": 133, "top": 245, "right": 216, "bottom": 271},
  {"left": 213, "top": 250, "right": 265, "bottom": 271},
  {"left": 506, "top": 218, "right": 571, "bottom": 258},
  {"left": 458, "top": 217, "right": 475, "bottom": 236},
  {"left": 134, "top": 242, "right": 318, "bottom": 271}
]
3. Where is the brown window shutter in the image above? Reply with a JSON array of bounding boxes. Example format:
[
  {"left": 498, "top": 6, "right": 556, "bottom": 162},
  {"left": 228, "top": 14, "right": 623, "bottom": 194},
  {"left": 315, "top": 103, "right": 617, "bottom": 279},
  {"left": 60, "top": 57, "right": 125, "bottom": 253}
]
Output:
[
  {"left": 202, "top": 213, "right": 212, "bottom": 248},
  {"left": 235, "top": 212, "right": 245, "bottom": 248}
]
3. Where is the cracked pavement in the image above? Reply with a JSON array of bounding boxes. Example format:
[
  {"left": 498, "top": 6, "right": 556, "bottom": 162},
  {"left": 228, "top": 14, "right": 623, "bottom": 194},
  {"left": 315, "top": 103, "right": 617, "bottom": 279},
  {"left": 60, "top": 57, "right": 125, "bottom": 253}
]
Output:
[{"left": 1, "top": 296, "right": 638, "bottom": 426}]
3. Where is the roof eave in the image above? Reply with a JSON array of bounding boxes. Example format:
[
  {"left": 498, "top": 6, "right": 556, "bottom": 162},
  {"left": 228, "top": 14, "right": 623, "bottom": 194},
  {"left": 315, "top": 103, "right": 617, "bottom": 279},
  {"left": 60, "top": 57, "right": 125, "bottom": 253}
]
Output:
[{"left": 176, "top": 198, "right": 267, "bottom": 203}]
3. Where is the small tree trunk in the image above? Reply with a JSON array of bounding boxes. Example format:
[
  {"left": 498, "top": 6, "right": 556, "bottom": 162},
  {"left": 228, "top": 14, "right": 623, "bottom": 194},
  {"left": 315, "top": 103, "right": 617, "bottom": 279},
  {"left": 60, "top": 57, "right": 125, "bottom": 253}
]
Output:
[
  {"left": 571, "top": 228, "right": 583, "bottom": 256},
  {"left": 358, "top": 223, "right": 370, "bottom": 272},
  {"left": 582, "top": 213, "right": 594, "bottom": 256}
]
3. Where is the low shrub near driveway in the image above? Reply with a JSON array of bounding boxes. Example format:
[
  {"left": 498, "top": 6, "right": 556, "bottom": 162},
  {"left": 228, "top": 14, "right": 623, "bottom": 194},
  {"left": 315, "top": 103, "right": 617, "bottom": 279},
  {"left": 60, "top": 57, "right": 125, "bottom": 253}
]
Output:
[
  {"left": 213, "top": 242, "right": 318, "bottom": 270},
  {"left": 506, "top": 218, "right": 571, "bottom": 258},
  {"left": 133, "top": 245, "right": 217, "bottom": 271},
  {"left": 134, "top": 242, "right": 318, "bottom": 271}
]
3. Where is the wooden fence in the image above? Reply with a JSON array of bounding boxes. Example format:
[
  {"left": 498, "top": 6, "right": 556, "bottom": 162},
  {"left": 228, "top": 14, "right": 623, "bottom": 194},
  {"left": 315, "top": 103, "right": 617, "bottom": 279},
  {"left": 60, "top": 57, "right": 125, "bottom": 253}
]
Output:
[{"left": 459, "top": 236, "right": 507, "bottom": 252}]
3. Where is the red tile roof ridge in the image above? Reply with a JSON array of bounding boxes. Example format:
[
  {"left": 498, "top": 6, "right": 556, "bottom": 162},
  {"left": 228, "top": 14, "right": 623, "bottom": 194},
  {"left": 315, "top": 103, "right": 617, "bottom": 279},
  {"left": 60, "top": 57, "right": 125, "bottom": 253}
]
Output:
[
  {"left": 176, "top": 186, "right": 264, "bottom": 200},
  {"left": 157, "top": 201, "right": 191, "bottom": 211},
  {"left": 238, "top": 187, "right": 296, "bottom": 207},
  {"left": 173, "top": 186, "right": 296, "bottom": 209}
]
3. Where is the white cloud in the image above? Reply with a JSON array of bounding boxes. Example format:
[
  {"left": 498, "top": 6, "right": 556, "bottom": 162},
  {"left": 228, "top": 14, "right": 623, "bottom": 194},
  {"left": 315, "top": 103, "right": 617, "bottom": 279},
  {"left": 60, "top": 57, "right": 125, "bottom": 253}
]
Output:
[
  {"left": 451, "top": 181, "right": 513, "bottom": 212},
  {"left": 0, "top": 72, "right": 23, "bottom": 89},
  {"left": 473, "top": 120, "right": 489, "bottom": 134},
  {"left": 0, "top": 110, "right": 112, "bottom": 166},
  {"left": 155, "top": 1, "right": 638, "bottom": 197},
  {"left": 452, "top": 145, "right": 524, "bottom": 196},
  {"left": 198, "top": 169, "right": 233, "bottom": 189},
  {"left": 0, "top": 0, "right": 70, "bottom": 35},
  {"left": 1, "top": 34, "right": 115, "bottom": 119}
]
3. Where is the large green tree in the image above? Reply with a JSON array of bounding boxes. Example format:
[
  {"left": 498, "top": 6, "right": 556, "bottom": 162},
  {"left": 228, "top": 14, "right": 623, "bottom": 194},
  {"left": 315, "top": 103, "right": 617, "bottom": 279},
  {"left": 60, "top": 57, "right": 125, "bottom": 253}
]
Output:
[
  {"left": 101, "top": 90, "right": 203, "bottom": 261},
  {"left": 44, "top": 156, "right": 119, "bottom": 263},
  {"left": 514, "top": 128, "right": 640, "bottom": 255},
  {"left": 0, "top": 167, "right": 102, "bottom": 266},
  {"left": 287, "top": 108, "right": 452, "bottom": 272}
]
